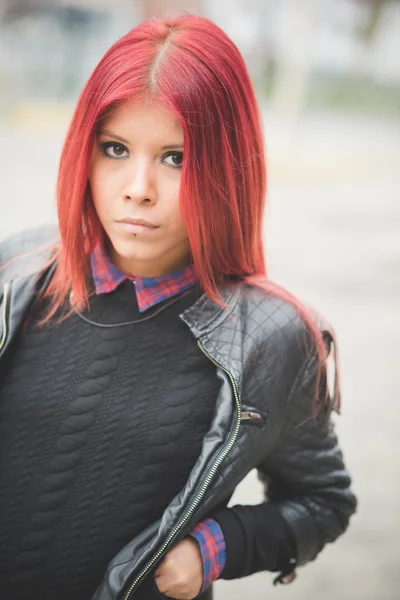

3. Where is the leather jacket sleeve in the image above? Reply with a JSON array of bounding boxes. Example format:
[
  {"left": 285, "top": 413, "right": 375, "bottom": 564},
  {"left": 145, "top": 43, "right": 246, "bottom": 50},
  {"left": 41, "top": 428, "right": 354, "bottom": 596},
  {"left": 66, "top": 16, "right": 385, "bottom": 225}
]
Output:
[
  {"left": 0, "top": 225, "right": 58, "bottom": 289},
  {"left": 212, "top": 345, "right": 357, "bottom": 582}
]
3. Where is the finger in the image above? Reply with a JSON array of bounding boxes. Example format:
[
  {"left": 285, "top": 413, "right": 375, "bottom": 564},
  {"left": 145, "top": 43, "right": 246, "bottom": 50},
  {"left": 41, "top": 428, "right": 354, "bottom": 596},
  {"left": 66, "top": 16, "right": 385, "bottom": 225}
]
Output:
[
  {"left": 154, "top": 572, "right": 170, "bottom": 595},
  {"left": 154, "top": 559, "right": 167, "bottom": 579},
  {"left": 155, "top": 574, "right": 187, "bottom": 598}
]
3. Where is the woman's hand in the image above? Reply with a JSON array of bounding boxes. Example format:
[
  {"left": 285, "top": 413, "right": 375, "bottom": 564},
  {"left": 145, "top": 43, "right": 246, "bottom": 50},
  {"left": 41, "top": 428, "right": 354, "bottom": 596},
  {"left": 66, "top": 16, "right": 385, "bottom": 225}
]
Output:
[{"left": 154, "top": 537, "right": 203, "bottom": 599}]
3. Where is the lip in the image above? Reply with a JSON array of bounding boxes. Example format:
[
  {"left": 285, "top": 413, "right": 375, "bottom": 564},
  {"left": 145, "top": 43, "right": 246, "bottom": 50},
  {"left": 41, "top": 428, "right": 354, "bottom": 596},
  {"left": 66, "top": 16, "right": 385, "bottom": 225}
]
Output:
[
  {"left": 117, "top": 217, "right": 159, "bottom": 228},
  {"left": 115, "top": 217, "right": 159, "bottom": 236}
]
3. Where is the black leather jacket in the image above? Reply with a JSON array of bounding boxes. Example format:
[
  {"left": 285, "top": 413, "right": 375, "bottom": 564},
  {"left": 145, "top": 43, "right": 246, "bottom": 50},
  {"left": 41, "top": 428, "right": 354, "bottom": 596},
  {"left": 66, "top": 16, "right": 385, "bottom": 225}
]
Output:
[{"left": 0, "top": 227, "right": 357, "bottom": 600}]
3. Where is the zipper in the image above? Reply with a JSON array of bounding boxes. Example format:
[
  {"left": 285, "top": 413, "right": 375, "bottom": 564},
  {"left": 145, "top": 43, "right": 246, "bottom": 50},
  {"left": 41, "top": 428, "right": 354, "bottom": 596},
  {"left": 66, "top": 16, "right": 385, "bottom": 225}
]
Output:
[
  {"left": 0, "top": 282, "right": 10, "bottom": 352},
  {"left": 123, "top": 340, "right": 241, "bottom": 600}
]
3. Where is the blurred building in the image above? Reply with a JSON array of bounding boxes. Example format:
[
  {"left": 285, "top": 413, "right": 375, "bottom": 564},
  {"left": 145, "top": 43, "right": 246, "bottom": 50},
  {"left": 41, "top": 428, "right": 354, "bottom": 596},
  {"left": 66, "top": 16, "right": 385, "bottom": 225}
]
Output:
[{"left": 0, "top": 0, "right": 399, "bottom": 118}]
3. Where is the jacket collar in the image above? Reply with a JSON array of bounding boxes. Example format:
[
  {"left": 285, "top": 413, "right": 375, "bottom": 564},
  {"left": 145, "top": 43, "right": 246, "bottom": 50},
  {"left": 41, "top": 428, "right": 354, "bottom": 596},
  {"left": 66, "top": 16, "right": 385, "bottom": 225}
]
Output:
[{"left": 179, "top": 283, "right": 241, "bottom": 338}]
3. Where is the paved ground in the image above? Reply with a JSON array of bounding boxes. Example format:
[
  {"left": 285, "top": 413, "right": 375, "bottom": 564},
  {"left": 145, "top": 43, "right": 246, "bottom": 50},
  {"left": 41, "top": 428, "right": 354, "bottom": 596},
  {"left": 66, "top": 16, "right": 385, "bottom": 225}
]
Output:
[{"left": 0, "top": 109, "right": 399, "bottom": 600}]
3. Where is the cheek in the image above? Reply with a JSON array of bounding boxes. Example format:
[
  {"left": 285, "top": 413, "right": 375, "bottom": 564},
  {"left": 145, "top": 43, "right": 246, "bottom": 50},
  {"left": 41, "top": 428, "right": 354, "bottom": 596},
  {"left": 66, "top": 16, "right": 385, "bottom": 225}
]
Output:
[
  {"left": 172, "top": 209, "right": 188, "bottom": 241},
  {"left": 163, "top": 178, "right": 183, "bottom": 219},
  {"left": 166, "top": 192, "right": 186, "bottom": 235},
  {"left": 89, "top": 167, "right": 113, "bottom": 215}
]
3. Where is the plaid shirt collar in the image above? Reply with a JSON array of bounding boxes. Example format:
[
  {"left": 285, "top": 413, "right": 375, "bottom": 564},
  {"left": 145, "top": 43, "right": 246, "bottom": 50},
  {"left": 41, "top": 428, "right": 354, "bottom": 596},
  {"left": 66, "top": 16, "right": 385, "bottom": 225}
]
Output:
[{"left": 90, "top": 242, "right": 197, "bottom": 313}]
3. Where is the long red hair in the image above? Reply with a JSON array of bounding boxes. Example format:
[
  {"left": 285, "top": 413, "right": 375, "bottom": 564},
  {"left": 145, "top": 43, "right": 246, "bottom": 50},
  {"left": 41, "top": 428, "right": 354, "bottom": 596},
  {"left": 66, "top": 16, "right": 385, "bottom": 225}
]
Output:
[{"left": 38, "top": 13, "right": 337, "bottom": 409}]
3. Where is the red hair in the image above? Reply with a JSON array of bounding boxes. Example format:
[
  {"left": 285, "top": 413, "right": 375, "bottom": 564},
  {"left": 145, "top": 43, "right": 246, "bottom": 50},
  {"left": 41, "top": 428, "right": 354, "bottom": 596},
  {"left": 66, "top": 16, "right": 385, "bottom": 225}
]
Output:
[{"left": 41, "top": 13, "right": 338, "bottom": 409}]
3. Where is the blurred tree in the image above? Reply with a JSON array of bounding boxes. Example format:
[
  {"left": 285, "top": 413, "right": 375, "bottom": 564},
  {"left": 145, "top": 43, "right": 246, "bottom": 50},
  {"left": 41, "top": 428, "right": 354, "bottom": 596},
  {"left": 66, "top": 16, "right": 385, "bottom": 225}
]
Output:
[
  {"left": 357, "top": 0, "right": 386, "bottom": 44},
  {"left": 0, "top": 0, "right": 54, "bottom": 24},
  {"left": 268, "top": 0, "right": 317, "bottom": 150},
  {"left": 353, "top": 0, "right": 389, "bottom": 80},
  {"left": 140, "top": 0, "right": 204, "bottom": 19}
]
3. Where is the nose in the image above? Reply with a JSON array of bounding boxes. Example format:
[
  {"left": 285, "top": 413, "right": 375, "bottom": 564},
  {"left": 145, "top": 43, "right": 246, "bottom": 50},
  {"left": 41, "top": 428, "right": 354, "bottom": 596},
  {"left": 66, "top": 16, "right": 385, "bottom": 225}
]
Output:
[{"left": 121, "top": 158, "right": 156, "bottom": 205}]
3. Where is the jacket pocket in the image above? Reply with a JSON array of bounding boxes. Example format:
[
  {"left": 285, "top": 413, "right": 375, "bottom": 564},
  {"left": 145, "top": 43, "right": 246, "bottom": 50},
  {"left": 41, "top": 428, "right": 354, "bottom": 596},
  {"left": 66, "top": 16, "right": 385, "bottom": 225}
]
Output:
[{"left": 240, "top": 405, "right": 267, "bottom": 425}]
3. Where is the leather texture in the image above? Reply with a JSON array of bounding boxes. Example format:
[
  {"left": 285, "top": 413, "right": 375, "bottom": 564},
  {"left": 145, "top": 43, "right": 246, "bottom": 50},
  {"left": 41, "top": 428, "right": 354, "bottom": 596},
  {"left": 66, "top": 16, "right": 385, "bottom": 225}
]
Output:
[{"left": 0, "top": 227, "right": 357, "bottom": 600}]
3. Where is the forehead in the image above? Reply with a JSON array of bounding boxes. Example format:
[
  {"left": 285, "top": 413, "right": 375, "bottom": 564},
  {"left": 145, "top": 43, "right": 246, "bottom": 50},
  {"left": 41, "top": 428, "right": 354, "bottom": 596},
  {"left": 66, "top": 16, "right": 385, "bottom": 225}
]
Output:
[{"left": 100, "top": 100, "right": 183, "bottom": 143}]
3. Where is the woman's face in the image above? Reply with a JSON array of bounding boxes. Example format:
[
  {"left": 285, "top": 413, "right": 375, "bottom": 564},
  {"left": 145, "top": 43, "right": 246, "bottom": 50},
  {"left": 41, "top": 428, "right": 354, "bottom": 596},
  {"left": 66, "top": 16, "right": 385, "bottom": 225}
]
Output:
[{"left": 89, "top": 101, "right": 190, "bottom": 277}]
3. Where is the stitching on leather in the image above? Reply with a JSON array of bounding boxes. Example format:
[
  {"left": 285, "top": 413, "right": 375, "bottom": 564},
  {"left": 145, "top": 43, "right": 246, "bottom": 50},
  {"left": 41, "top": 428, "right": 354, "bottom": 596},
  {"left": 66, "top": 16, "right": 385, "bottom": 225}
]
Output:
[
  {"left": 201, "top": 332, "right": 243, "bottom": 390},
  {"left": 181, "top": 284, "right": 241, "bottom": 338}
]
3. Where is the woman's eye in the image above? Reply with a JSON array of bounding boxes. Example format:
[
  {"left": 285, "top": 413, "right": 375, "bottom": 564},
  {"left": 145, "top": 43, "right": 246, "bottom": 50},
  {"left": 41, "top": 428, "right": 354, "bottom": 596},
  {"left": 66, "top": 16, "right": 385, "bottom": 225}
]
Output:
[
  {"left": 100, "top": 142, "right": 128, "bottom": 159},
  {"left": 163, "top": 152, "right": 183, "bottom": 168}
]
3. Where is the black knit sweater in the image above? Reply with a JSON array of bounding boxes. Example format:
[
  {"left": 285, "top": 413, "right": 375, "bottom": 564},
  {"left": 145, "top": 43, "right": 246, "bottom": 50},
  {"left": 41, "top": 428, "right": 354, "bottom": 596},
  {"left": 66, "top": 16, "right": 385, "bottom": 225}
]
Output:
[{"left": 0, "top": 282, "right": 221, "bottom": 600}]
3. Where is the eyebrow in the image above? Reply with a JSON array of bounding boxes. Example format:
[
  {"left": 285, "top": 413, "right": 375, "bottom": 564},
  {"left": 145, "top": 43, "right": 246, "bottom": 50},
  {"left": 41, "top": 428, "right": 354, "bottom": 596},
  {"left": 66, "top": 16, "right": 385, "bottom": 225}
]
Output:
[{"left": 98, "top": 129, "right": 184, "bottom": 150}]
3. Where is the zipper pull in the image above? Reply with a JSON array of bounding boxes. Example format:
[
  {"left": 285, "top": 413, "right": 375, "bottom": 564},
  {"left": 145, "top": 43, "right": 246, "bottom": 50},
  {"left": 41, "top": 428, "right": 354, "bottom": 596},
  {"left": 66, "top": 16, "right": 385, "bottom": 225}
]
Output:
[{"left": 241, "top": 410, "right": 263, "bottom": 422}]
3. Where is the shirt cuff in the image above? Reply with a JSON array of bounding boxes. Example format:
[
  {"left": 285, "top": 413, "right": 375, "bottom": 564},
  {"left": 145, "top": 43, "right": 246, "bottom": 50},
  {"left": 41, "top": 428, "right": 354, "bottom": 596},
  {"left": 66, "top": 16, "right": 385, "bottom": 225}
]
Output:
[{"left": 189, "top": 517, "right": 227, "bottom": 593}]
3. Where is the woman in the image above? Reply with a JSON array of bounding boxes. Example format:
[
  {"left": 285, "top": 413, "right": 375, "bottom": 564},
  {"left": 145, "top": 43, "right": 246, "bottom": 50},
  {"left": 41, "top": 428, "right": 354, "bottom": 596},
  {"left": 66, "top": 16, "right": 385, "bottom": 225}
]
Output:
[{"left": 0, "top": 13, "right": 356, "bottom": 600}]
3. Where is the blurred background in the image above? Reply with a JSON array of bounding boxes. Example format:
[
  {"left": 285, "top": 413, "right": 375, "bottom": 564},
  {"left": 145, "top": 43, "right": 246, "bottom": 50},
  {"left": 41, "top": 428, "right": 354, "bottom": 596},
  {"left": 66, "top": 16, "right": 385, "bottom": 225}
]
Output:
[{"left": 0, "top": 0, "right": 399, "bottom": 599}]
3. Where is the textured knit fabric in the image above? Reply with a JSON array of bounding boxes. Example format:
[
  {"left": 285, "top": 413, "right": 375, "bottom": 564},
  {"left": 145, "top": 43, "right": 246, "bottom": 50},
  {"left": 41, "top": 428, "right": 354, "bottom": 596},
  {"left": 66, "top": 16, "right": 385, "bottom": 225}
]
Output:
[
  {"left": 0, "top": 282, "right": 222, "bottom": 600},
  {"left": 90, "top": 241, "right": 197, "bottom": 312},
  {"left": 190, "top": 518, "right": 227, "bottom": 593}
]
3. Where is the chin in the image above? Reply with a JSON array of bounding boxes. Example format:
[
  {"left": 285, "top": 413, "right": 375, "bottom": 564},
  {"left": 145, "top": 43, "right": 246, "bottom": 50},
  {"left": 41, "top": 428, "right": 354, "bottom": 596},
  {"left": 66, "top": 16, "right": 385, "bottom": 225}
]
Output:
[{"left": 110, "top": 236, "right": 159, "bottom": 261}]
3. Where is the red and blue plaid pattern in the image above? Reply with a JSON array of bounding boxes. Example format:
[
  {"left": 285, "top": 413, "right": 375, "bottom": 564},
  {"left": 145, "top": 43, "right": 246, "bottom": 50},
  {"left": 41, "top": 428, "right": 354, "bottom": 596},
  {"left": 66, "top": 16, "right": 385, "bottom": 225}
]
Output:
[
  {"left": 190, "top": 518, "right": 227, "bottom": 592},
  {"left": 90, "top": 242, "right": 197, "bottom": 312}
]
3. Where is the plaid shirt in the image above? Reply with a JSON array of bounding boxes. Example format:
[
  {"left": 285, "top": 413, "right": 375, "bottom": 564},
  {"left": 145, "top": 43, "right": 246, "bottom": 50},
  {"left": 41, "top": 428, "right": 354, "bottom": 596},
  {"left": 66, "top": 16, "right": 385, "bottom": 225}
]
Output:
[
  {"left": 90, "top": 243, "right": 227, "bottom": 590},
  {"left": 190, "top": 518, "right": 227, "bottom": 592},
  {"left": 90, "top": 242, "right": 198, "bottom": 312}
]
